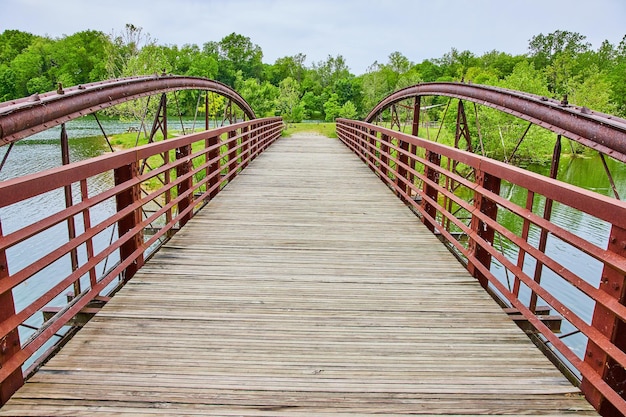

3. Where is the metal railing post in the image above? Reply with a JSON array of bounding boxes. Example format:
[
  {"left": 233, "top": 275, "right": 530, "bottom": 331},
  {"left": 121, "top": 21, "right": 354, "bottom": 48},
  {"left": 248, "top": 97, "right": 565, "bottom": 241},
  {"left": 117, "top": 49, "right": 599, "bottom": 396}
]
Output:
[
  {"left": 397, "top": 138, "right": 410, "bottom": 200},
  {"left": 468, "top": 170, "right": 501, "bottom": 288},
  {"left": 208, "top": 135, "right": 220, "bottom": 199},
  {"left": 114, "top": 162, "right": 143, "bottom": 282},
  {"left": 380, "top": 134, "right": 389, "bottom": 180},
  {"left": 241, "top": 125, "right": 250, "bottom": 170},
  {"left": 176, "top": 143, "right": 193, "bottom": 227},
  {"left": 422, "top": 150, "right": 441, "bottom": 233},
  {"left": 582, "top": 224, "right": 626, "bottom": 416},
  {"left": 0, "top": 221, "right": 23, "bottom": 405}
]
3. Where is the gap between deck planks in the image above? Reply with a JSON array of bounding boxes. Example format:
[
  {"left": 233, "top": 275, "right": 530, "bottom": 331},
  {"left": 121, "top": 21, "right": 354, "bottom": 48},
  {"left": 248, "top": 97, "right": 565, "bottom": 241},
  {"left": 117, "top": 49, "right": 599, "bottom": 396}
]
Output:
[{"left": 0, "top": 134, "right": 597, "bottom": 416}]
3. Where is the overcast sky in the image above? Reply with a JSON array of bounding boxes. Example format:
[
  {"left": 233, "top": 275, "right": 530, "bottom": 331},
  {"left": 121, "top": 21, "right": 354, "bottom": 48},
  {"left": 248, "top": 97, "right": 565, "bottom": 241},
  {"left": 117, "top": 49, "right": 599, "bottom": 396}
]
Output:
[{"left": 1, "top": 0, "right": 624, "bottom": 75}]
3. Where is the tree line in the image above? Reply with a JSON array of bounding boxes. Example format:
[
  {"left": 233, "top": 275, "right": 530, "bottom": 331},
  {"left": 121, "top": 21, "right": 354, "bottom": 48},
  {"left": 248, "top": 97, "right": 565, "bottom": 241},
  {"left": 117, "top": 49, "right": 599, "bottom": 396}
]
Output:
[{"left": 1, "top": 25, "right": 625, "bottom": 125}]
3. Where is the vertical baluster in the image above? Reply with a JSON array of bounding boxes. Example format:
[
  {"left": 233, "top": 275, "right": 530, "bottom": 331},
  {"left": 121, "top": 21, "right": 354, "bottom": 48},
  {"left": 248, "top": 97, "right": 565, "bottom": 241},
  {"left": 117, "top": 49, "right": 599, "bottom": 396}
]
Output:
[
  {"left": 114, "top": 162, "right": 143, "bottom": 282},
  {"left": 513, "top": 190, "right": 535, "bottom": 297},
  {"left": 176, "top": 143, "right": 193, "bottom": 227},
  {"left": 380, "top": 134, "right": 389, "bottom": 180},
  {"left": 208, "top": 135, "right": 219, "bottom": 200},
  {"left": 80, "top": 179, "right": 97, "bottom": 287},
  {"left": 0, "top": 221, "right": 23, "bottom": 405},
  {"left": 422, "top": 150, "right": 441, "bottom": 233},
  {"left": 242, "top": 125, "right": 250, "bottom": 170},
  {"left": 468, "top": 170, "right": 501, "bottom": 288},
  {"left": 581, "top": 224, "right": 626, "bottom": 416},
  {"left": 60, "top": 124, "right": 80, "bottom": 296}
]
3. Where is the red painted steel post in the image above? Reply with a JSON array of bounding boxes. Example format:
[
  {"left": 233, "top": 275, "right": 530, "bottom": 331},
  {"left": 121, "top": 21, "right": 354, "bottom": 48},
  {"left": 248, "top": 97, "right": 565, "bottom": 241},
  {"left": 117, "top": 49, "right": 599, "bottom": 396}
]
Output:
[
  {"left": 421, "top": 150, "right": 441, "bottom": 233},
  {"left": 207, "top": 135, "right": 220, "bottom": 200},
  {"left": 176, "top": 143, "right": 193, "bottom": 227},
  {"left": 228, "top": 130, "right": 237, "bottom": 176},
  {"left": 60, "top": 124, "right": 81, "bottom": 296},
  {"left": 397, "top": 136, "right": 410, "bottom": 200},
  {"left": 409, "top": 96, "right": 421, "bottom": 193},
  {"left": 241, "top": 125, "right": 250, "bottom": 170},
  {"left": 380, "top": 134, "right": 390, "bottom": 179},
  {"left": 114, "top": 162, "right": 143, "bottom": 282},
  {"left": 369, "top": 129, "right": 376, "bottom": 166},
  {"left": 467, "top": 170, "right": 501, "bottom": 288},
  {"left": 0, "top": 222, "right": 23, "bottom": 405},
  {"left": 581, "top": 224, "right": 626, "bottom": 416}
]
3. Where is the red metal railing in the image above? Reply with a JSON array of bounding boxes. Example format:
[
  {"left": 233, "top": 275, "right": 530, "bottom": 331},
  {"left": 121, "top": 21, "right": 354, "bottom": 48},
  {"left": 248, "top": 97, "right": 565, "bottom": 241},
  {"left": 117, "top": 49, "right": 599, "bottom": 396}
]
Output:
[
  {"left": 337, "top": 118, "right": 626, "bottom": 416},
  {"left": 0, "top": 117, "right": 283, "bottom": 403}
]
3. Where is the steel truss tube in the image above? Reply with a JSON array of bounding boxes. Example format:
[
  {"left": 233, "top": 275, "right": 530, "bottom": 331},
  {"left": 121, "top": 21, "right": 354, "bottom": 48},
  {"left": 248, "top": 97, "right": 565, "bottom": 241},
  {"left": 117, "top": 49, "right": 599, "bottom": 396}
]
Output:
[
  {"left": 365, "top": 82, "right": 626, "bottom": 163},
  {"left": 0, "top": 75, "right": 256, "bottom": 146}
]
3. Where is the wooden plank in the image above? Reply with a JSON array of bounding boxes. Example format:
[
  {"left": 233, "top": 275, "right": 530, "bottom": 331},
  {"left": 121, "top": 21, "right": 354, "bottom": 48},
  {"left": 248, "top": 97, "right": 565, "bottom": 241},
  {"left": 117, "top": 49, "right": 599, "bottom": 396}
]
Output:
[{"left": 0, "top": 135, "right": 597, "bottom": 416}]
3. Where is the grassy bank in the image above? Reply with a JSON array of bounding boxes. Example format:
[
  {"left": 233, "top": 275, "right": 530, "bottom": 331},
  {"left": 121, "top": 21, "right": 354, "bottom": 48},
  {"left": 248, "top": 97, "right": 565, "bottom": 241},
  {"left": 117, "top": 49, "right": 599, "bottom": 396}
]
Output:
[{"left": 282, "top": 122, "right": 337, "bottom": 138}]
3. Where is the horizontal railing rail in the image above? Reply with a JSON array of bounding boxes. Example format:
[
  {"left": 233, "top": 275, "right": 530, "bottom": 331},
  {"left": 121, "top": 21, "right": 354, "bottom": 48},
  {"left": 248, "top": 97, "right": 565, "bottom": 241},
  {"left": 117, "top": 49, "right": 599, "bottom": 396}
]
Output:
[
  {"left": 0, "top": 117, "right": 283, "bottom": 403},
  {"left": 337, "top": 118, "right": 626, "bottom": 416}
]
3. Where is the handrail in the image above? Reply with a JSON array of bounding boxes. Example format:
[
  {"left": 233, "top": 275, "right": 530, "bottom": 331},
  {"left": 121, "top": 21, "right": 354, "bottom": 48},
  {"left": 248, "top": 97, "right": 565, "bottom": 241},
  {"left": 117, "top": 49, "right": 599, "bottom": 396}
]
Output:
[
  {"left": 0, "top": 117, "right": 283, "bottom": 403},
  {"left": 336, "top": 118, "right": 626, "bottom": 416},
  {"left": 0, "top": 75, "right": 257, "bottom": 146}
]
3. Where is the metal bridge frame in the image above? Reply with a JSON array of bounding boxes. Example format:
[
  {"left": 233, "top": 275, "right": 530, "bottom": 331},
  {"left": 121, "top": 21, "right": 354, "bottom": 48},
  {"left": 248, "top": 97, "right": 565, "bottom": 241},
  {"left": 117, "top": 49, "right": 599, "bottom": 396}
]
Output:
[
  {"left": 0, "top": 76, "right": 281, "bottom": 405},
  {"left": 340, "top": 82, "right": 626, "bottom": 416}
]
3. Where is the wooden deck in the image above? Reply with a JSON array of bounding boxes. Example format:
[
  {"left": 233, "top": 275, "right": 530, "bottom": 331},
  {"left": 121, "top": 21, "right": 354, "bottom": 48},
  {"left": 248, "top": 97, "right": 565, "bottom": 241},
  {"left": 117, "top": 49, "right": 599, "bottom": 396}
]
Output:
[{"left": 0, "top": 135, "right": 596, "bottom": 416}]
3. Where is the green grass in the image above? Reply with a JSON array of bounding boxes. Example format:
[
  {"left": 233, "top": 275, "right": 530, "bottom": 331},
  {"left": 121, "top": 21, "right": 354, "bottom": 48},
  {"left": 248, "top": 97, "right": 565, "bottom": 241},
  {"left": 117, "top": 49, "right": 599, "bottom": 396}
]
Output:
[{"left": 282, "top": 122, "right": 337, "bottom": 138}]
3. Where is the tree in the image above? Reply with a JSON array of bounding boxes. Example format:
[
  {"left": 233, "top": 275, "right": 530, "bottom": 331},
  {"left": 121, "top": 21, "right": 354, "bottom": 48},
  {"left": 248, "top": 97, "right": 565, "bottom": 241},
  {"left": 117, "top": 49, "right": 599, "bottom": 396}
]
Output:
[
  {"left": 10, "top": 37, "right": 54, "bottom": 96},
  {"left": 323, "top": 93, "right": 341, "bottom": 122},
  {"left": 276, "top": 77, "right": 303, "bottom": 122},
  {"left": 569, "top": 65, "right": 616, "bottom": 114},
  {"left": 436, "top": 48, "right": 479, "bottom": 80},
  {"left": 528, "top": 30, "right": 591, "bottom": 69},
  {"left": 339, "top": 100, "right": 357, "bottom": 119},
  {"left": 0, "top": 65, "right": 16, "bottom": 100},
  {"left": 236, "top": 73, "right": 279, "bottom": 117},
  {"left": 105, "top": 23, "right": 155, "bottom": 78},
  {"left": 49, "top": 30, "right": 109, "bottom": 87},
  {"left": 0, "top": 30, "right": 37, "bottom": 65},
  {"left": 313, "top": 55, "right": 350, "bottom": 88},
  {"left": 387, "top": 51, "right": 411, "bottom": 74},
  {"left": 268, "top": 53, "right": 307, "bottom": 85},
  {"left": 214, "top": 33, "right": 263, "bottom": 86}
]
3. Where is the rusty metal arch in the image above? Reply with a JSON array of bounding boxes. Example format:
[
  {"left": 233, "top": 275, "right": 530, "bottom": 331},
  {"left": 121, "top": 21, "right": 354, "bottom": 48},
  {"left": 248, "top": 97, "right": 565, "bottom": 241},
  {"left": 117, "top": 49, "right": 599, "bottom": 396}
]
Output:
[
  {"left": 0, "top": 75, "right": 257, "bottom": 146},
  {"left": 365, "top": 82, "right": 626, "bottom": 163}
]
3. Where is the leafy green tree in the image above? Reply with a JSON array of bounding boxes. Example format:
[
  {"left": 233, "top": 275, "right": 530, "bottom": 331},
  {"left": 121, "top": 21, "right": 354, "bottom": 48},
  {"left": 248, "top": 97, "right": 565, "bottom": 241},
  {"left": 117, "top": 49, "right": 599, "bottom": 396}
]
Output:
[
  {"left": 339, "top": 100, "right": 357, "bottom": 119},
  {"left": 323, "top": 93, "right": 341, "bottom": 121},
  {"left": 313, "top": 55, "right": 350, "bottom": 88},
  {"left": 0, "top": 65, "right": 16, "bottom": 100},
  {"left": 436, "top": 48, "right": 479, "bottom": 80},
  {"left": 268, "top": 53, "right": 307, "bottom": 85},
  {"left": 276, "top": 77, "right": 304, "bottom": 122},
  {"left": 105, "top": 23, "right": 155, "bottom": 78},
  {"left": 569, "top": 65, "right": 616, "bottom": 114},
  {"left": 300, "top": 91, "right": 323, "bottom": 120},
  {"left": 10, "top": 37, "right": 54, "bottom": 96},
  {"left": 479, "top": 50, "right": 525, "bottom": 79},
  {"left": 608, "top": 35, "right": 626, "bottom": 116},
  {"left": 236, "top": 73, "right": 279, "bottom": 117},
  {"left": 212, "top": 33, "right": 263, "bottom": 86},
  {"left": 0, "top": 30, "right": 37, "bottom": 65},
  {"left": 49, "top": 30, "right": 109, "bottom": 87},
  {"left": 387, "top": 51, "right": 411, "bottom": 74},
  {"left": 528, "top": 30, "right": 591, "bottom": 69},
  {"left": 498, "top": 61, "right": 550, "bottom": 95}
]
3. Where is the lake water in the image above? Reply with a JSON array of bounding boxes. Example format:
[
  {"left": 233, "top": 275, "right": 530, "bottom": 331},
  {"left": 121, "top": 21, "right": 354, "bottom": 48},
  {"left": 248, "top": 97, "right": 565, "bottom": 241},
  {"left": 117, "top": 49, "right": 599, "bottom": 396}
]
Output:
[{"left": 1, "top": 120, "right": 625, "bottom": 374}]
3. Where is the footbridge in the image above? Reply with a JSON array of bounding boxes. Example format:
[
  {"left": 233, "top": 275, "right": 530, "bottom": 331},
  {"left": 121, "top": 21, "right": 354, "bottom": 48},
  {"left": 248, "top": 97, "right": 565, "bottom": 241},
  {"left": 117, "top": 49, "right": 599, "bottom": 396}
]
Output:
[{"left": 0, "top": 76, "right": 625, "bottom": 416}]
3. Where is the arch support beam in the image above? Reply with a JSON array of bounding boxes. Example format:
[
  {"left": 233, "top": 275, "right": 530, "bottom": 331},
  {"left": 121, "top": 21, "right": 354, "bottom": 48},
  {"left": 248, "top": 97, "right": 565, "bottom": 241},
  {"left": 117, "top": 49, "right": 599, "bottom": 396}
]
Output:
[
  {"left": 0, "top": 75, "right": 256, "bottom": 146},
  {"left": 365, "top": 82, "right": 626, "bottom": 163}
]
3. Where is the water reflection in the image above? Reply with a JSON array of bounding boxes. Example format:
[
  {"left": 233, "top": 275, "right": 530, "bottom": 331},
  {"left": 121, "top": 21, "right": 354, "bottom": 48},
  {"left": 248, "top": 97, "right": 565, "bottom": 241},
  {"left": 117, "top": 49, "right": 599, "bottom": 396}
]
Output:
[{"left": 493, "top": 153, "right": 625, "bottom": 368}]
